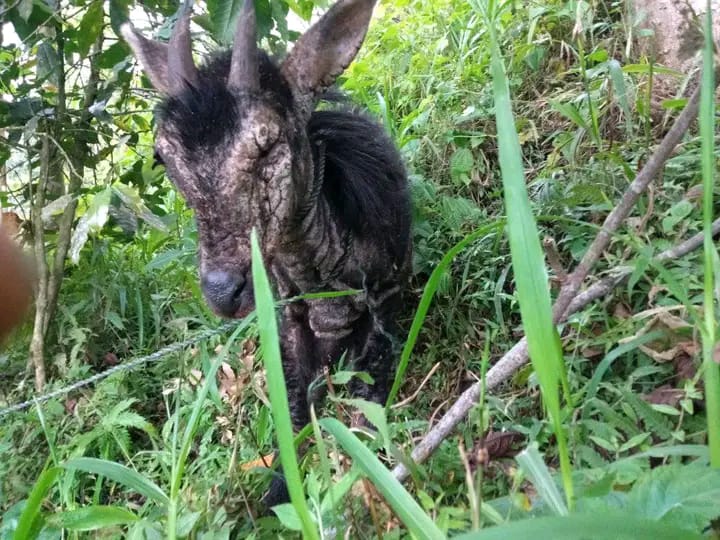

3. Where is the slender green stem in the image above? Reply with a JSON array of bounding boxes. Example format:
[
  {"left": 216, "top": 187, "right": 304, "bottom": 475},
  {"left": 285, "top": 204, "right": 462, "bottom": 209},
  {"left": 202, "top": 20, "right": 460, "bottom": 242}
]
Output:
[{"left": 700, "top": 0, "right": 720, "bottom": 467}]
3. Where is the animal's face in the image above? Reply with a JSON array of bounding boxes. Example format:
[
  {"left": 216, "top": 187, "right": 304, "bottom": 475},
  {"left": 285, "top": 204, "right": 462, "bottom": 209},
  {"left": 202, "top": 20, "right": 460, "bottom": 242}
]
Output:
[
  {"left": 155, "top": 94, "right": 296, "bottom": 317},
  {"left": 122, "top": 0, "right": 377, "bottom": 318}
]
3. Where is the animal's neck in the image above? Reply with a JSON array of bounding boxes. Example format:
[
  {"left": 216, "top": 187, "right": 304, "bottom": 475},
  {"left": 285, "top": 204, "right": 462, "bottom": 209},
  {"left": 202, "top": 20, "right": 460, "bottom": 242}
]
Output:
[{"left": 276, "top": 141, "right": 351, "bottom": 296}]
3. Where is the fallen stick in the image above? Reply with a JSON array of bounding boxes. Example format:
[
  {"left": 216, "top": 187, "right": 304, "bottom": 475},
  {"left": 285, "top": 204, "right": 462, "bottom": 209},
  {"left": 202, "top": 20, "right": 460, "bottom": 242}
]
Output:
[{"left": 392, "top": 75, "right": 715, "bottom": 482}]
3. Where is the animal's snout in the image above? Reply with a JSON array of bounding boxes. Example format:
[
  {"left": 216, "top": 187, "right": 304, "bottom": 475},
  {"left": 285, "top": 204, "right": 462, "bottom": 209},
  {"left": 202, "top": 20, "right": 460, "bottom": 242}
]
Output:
[{"left": 201, "top": 270, "right": 252, "bottom": 318}]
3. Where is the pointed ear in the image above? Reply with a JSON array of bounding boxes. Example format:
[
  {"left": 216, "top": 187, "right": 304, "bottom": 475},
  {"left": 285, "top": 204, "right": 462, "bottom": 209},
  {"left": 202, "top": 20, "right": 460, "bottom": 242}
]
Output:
[
  {"left": 121, "top": 23, "right": 171, "bottom": 93},
  {"left": 280, "top": 0, "right": 376, "bottom": 105}
]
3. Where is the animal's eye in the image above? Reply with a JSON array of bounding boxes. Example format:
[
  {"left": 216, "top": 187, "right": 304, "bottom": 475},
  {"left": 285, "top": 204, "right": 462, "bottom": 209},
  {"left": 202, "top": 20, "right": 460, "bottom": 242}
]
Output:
[
  {"left": 254, "top": 123, "right": 280, "bottom": 153},
  {"left": 152, "top": 149, "right": 165, "bottom": 169}
]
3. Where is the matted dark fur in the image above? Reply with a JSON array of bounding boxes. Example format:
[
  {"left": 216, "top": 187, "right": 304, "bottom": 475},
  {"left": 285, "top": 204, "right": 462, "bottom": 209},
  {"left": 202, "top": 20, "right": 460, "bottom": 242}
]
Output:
[{"left": 122, "top": 0, "right": 411, "bottom": 507}]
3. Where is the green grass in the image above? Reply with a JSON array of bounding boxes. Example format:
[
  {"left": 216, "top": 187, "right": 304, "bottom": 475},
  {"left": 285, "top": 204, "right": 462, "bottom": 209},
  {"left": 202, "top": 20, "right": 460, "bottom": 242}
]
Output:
[{"left": 699, "top": 0, "right": 720, "bottom": 468}]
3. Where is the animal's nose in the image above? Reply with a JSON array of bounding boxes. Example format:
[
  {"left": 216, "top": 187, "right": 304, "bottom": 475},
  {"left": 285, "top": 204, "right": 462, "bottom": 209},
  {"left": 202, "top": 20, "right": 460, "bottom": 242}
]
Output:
[{"left": 201, "top": 270, "right": 246, "bottom": 317}]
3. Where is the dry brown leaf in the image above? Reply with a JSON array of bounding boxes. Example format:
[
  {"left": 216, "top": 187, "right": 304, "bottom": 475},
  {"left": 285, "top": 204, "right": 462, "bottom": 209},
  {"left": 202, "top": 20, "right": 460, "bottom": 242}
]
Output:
[
  {"left": 674, "top": 354, "right": 697, "bottom": 382},
  {"left": 648, "top": 284, "right": 668, "bottom": 304},
  {"left": 581, "top": 347, "right": 604, "bottom": 359},
  {"left": 643, "top": 385, "right": 684, "bottom": 407},
  {"left": 188, "top": 369, "right": 203, "bottom": 386},
  {"left": 640, "top": 344, "right": 682, "bottom": 363},
  {"left": 240, "top": 453, "right": 275, "bottom": 471},
  {"left": 656, "top": 310, "right": 692, "bottom": 331}
]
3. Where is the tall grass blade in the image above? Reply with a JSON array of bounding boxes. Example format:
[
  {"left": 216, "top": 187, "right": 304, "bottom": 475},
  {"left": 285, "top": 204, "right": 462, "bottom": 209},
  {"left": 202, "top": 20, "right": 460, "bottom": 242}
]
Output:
[
  {"left": 608, "top": 59, "right": 633, "bottom": 137},
  {"left": 62, "top": 458, "right": 168, "bottom": 505},
  {"left": 320, "top": 418, "right": 446, "bottom": 540},
  {"left": 13, "top": 466, "right": 60, "bottom": 540},
  {"left": 453, "top": 512, "right": 704, "bottom": 540},
  {"left": 699, "top": 0, "right": 720, "bottom": 467},
  {"left": 251, "top": 229, "right": 319, "bottom": 540},
  {"left": 387, "top": 220, "right": 503, "bottom": 408},
  {"left": 475, "top": 0, "right": 573, "bottom": 507},
  {"left": 515, "top": 444, "right": 567, "bottom": 516}
]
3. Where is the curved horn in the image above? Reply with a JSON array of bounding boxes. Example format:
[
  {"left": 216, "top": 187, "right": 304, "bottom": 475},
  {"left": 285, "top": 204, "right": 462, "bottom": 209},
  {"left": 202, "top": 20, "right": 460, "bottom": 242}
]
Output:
[
  {"left": 167, "top": 13, "right": 199, "bottom": 94},
  {"left": 228, "top": 0, "right": 259, "bottom": 91}
]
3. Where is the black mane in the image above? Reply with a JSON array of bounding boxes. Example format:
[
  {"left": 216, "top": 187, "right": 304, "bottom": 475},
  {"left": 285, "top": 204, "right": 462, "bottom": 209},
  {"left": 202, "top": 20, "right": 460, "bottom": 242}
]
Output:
[
  {"left": 309, "top": 110, "right": 410, "bottom": 252},
  {"left": 158, "top": 50, "right": 293, "bottom": 151}
]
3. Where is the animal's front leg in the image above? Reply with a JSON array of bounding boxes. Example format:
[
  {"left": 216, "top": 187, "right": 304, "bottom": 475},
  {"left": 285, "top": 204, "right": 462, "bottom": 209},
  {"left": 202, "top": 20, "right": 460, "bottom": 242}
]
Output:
[{"left": 262, "top": 308, "right": 314, "bottom": 509}]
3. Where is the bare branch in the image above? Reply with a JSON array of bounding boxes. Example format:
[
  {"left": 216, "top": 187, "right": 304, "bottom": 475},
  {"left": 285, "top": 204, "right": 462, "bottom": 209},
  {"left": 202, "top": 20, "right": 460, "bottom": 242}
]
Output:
[
  {"left": 552, "top": 78, "right": 705, "bottom": 323},
  {"left": 391, "top": 73, "right": 718, "bottom": 482}
]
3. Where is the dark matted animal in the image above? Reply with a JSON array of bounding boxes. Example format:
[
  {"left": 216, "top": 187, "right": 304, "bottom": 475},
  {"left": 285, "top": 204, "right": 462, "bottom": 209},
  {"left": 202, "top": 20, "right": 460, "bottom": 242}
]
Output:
[{"left": 122, "top": 0, "right": 411, "bottom": 504}]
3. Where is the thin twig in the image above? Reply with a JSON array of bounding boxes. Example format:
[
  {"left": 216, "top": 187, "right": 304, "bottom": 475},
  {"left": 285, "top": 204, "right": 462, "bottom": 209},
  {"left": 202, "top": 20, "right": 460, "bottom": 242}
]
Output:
[
  {"left": 391, "top": 76, "right": 718, "bottom": 481},
  {"left": 392, "top": 362, "right": 441, "bottom": 409}
]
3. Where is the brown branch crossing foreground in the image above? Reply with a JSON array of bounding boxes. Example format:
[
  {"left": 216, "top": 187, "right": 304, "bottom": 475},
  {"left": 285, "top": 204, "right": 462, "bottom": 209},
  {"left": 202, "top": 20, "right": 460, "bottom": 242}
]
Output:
[{"left": 392, "top": 76, "right": 716, "bottom": 483}]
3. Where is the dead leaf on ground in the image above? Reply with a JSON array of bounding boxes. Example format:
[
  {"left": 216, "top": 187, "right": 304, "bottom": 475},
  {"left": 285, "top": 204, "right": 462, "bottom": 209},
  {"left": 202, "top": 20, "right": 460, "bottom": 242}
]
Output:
[
  {"left": 581, "top": 347, "right": 604, "bottom": 359},
  {"left": 613, "top": 303, "right": 632, "bottom": 319},
  {"left": 64, "top": 397, "right": 78, "bottom": 414},
  {"left": 188, "top": 369, "right": 203, "bottom": 387},
  {"left": 643, "top": 385, "right": 684, "bottom": 407},
  {"left": 469, "top": 431, "right": 524, "bottom": 470},
  {"left": 674, "top": 353, "right": 697, "bottom": 382},
  {"left": 240, "top": 453, "right": 275, "bottom": 471},
  {"left": 648, "top": 284, "right": 669, "bottom": 304}
]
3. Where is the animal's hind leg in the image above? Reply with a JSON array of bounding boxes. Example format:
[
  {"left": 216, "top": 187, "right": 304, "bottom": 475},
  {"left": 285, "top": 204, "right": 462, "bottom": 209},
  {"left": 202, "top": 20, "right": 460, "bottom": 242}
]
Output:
[{"left": 348, "top": 286, "right": 402, "bottom": 407}]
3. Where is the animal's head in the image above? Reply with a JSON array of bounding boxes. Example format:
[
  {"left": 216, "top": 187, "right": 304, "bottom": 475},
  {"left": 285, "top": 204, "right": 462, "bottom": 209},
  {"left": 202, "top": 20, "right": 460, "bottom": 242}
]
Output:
[{"left": 122, "top": 0, "right": 377, "bottom": 318}]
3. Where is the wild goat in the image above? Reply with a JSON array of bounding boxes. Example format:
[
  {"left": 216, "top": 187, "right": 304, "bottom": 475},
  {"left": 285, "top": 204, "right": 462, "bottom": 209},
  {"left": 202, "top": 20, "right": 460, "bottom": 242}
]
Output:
[{"left": 122, "top": 0, "right": 411, "bottom": 503}]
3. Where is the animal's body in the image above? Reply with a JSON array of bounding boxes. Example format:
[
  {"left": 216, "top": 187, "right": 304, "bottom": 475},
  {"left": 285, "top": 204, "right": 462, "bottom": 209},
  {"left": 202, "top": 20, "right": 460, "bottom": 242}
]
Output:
[{"left": 123, "top": 0, "right": 411, "bottom": 504}]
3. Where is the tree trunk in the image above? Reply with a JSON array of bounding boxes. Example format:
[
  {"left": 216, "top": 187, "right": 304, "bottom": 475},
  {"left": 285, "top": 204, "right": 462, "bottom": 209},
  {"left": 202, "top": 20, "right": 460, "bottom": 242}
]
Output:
[
  {"left": 28, "top": 26, "right": 103, "bottom": 391},
  {"left": 635, "top": 0, "right": 720, "bottom": 79}
]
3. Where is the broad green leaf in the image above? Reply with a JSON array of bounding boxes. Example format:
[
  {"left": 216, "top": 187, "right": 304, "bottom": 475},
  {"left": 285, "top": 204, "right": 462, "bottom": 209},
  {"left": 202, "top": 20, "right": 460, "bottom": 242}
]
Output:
[
  {"left": 176, "top": 511, "right": 201, "bottom": 537},
  {"left": 62, "top": 458, "right": 168, "bottom": 505},
  {"left": 321, "top": 418, "right": 446, "bottom": 540},
  {"left": 77, "top": 1, "right": 104, "bottom": 58},
  {"left": 109, "top": 0, "right": 130, "bottom": 35},
  {"left": 272, "top": 504, "right": 302, "bottom": 531},
  {"left": 627, "top": 464, "right": 720, "bottom": 531},
  {"left": 319, "top": 467, "right": 361, "bottom": 515},
  {"left": 18, "top": 0, "right": 33, "bottom": 21},
  {"left": 51, "top": 506, "right": 138, "bottom": 531},
  {"left": 516, "top": 444, "right": 567, "bottom": 516},
  {"left": 37, "top": 43, "right": 60, "bottom": 86},
  {"left": 699, "top": 0, "right": 720, "bottom": 468},
  {"left": 69, "top": 187, "right": 112, "bottom": 264},
  {"left": 607, "top": 59, "right": 632, "bottom": 137},
  {"left": 454, "top": 512, "right": 704, "bottom": 539},
  {"left": 207, "top": 0, "right": 273, "bottom": 45},
  {"left": 112, "top": 183, "right": 168, "bottom": 232},
  {"left": 330, "top": 370, "right": 373, "bottom": 386},
  {"left": 450, "top": 147, "right": 474, "bottom": 185},
  {"left": 479, "top": 0, "right": 573, "bottom": 506},
  {"left": 550, "top": 100, "right": 588, "bottom": 130},
  {"left": 341, "top": 398, "right": 391, "bottom": 450}
]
